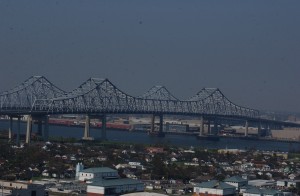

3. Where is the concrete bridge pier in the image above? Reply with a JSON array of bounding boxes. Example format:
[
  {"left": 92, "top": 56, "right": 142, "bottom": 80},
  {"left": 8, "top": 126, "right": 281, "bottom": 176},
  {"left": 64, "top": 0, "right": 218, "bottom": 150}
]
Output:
[
  {"left": 266, "top": 125, "right": 272, "bottom": 137},
  {"left": 37, "top": 119, "right": 43, "bottom": 136},
  {"left": 257, "top": 122, "right": 262, "bottom": 137},
  {"left": 43, "top": 116, "right": 49, "bottom": 141},
  {"left": 26, "top": 115, "right": 32, "bottom": 144},
  {"left": 158, "top": 114, "right": 164, "bottom": 136},
  {"left": 150, "top": 114, "right": 155, "bottom": 133},
  {"left": 8, "top": 116, "right": 13, "bottom": 141},
  {"left": 213, "top": 120, "right": 218, "bottom": 135},
  {"left": 149, "top": 114, "right": 165, "bottom": 137},
  {"left": 207, "top": 121, "right": 211, "bottom": 135},
  {"left": 83, "top": 115, "right": 91, "bottom": 140},
  {"left": 166, "top": 122, "right": 170, "bottom": 132},
  {"left": 101, "top": 115, "right": 107, "bottom": 140},
  {"left": 199, "top": 116, "right": 204, "bottom": 136},
  {"left": 245, "top": 120, "right": 249, "bottom": 137},
  {"left": 16, "top": 117, "right": 21, "bottom": 146}
]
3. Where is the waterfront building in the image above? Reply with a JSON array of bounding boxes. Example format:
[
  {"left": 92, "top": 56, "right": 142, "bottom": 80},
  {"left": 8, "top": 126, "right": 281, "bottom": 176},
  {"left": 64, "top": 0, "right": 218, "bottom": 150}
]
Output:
[{"left": 193, "top": 180, "right": 236, "bottom": 196}]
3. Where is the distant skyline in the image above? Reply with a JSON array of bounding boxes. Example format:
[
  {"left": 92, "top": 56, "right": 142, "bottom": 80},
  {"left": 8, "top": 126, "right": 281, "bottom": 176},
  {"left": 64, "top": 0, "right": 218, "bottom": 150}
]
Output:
[{"left": 0, "top": 1, "right": 299, "bottom": 113}]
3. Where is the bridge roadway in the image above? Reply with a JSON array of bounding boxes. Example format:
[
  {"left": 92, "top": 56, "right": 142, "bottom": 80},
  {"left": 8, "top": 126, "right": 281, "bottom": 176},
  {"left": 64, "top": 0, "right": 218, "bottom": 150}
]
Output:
[{"left": 0, "top": 76, "right": 299, "bottom": 145}]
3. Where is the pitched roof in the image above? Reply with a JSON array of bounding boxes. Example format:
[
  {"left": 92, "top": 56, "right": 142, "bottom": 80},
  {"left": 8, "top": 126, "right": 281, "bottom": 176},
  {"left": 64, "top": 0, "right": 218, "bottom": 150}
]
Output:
[
  {"left": 244, "top": 187, "right": 281, "bottom": 195},
  {"left": 81, "top": 167, "right": 117, "bottom": 173},
  {"left": 196, "top": 180, "right": 235, "bottom": 190},
  {"left": 224, "top": 176, "right": 247, "bottom": 183}
]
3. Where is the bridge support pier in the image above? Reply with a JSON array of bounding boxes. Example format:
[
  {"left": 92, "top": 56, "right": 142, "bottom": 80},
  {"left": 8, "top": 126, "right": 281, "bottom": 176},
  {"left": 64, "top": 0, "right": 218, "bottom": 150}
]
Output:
[
  {"left": 43, "top": 116, "right": 49, "bottom": 141},
  {"left": 199, "top": 116, "right": 204, "bottom": 136},
  {"left": 8, "top": 116, "right": 13, "bottom": 141},
  {"left": 16, "top": 117, "right": 21, "bottom": 146},
  {"left": 159, "top": 115, "right": 164, "bottom": 136},
  {"left": 149, "top": 114, "right": 165, "bottom": 137},
  {"left": 150, "top": 115, "right": 155, "bottom": 132},
  {"left": 245, "top": 120, "right": 249, "bottom": 137},
  {"left": 213, "top": 120, "right": 218, "bottom": 135},
  {"left": 26, "top": 116, "right": 32, "bottom": 144},
  {"left": 83, "top": 115, "right": 91, "bottom": 140},
  {"left": 101, "top": 115, "right": 107, "bottom": 140},
  {"left": 207, "top": 121, "right": 211, "bottom": 135},
  {"left": 166, "top": 122, "right": 170, "bottom": 132},
  {"left": 37, "top": 119, "right": 43, "bottom": 136},
  {"left": 257, "top": 122, "right": 262, "bottom": 137}
]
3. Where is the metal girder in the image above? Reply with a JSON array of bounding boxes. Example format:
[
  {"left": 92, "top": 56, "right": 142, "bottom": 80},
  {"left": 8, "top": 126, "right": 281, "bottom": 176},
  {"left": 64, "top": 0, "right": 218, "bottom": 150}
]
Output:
[
  {"left": 31, "top": 77, "right": 259, "bottom": 118},
  {"left": 0, "top": 76, "right": 65, "bottom": 113},
  {"left": 138, "top": 85, "right": 179, "bottom": 101},
  {"left": 0, "top": 76, "right": 259, "bottom": 118}
]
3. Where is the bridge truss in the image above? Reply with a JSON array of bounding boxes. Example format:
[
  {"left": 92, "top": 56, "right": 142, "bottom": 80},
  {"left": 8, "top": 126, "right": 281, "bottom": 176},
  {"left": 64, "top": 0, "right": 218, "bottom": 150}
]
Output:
[
  {"left": 0, "top": 76, "right": 65, "bottom": 113},
  {"left": 0, "top": 76, "right": 259, "bottom": 118}
]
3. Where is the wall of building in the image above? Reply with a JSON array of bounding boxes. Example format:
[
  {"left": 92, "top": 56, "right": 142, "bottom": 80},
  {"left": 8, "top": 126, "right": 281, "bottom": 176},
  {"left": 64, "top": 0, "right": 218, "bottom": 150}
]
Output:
[
  {"left": 12, "top": 188, "right": 46, "bottom": 196},
  {"left": 193, "top": 187, "right": 236, "bottom": 196},
  {"left": 87, "top": 183, "right": 144, "bottom": 196},
  {"left": 87, "top": 186, "right": 105, "bottom": 195},
  {"left": 79, "top": 172, "right": 95, "bottom": 181},
  {"left": 194, "top": 187, "right": 224, "bottom": 195},
  {"left": 79, "top": 171, "right": 118, "bottom": 181},
  {"left": 0, "top": 180, "right": 46, "bottom": 196},
  {"left": 243, "top": 193, "right": 260, "bottom": 196}
]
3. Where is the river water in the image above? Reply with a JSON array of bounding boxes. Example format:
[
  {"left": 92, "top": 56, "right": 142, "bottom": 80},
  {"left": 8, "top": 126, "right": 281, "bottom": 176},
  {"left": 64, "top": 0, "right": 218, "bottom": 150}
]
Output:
[{"left": 0, "top": 120, "right": 299, "bottom": 152}]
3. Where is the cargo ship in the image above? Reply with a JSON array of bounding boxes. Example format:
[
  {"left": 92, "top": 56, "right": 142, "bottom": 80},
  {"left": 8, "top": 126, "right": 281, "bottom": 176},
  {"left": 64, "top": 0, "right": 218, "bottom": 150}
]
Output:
[{"left": 48, "top": 119, "right": 131, "bottom": 131}]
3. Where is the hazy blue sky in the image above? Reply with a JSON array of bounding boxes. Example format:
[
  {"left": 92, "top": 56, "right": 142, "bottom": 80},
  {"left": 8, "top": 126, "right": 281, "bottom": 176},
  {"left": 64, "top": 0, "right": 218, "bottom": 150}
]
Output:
[{"left": 0, "top": 1, "right": 299, "bottom": 113}]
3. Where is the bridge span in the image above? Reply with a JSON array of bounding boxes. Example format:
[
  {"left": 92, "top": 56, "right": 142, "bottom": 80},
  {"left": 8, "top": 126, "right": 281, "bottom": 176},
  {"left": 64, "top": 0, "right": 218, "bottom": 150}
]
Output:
[{"left": 0, "top": 76, "right": 299, "bottom": 144}]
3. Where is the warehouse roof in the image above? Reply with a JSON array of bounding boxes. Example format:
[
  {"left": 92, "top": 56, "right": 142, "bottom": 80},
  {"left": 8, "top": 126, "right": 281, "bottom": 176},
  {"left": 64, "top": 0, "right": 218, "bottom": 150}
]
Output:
[
  {"left": 81, "top": 167, "right": 117, "bottom": 173},
  {"left": 195, "top": 180, "right": 235, "bottom": 190},
  {"left": 89, "top": 178, "right": 143, "bottom": 187}
]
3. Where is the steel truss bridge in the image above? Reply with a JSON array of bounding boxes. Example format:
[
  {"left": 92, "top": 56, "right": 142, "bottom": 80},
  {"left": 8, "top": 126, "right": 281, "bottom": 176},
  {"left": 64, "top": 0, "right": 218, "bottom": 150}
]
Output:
[
  {"left": 0, "top": 76, "right": 259, "bottom": 117},
  {"left": 0, "top": 76, "right": 299, "bottom": 143}
]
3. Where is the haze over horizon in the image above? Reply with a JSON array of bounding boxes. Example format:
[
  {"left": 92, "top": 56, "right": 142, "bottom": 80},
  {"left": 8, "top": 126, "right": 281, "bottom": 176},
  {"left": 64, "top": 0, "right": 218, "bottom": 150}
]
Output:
[{"left": 0, "top": 1, "right": 299, "bottom": 113}]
